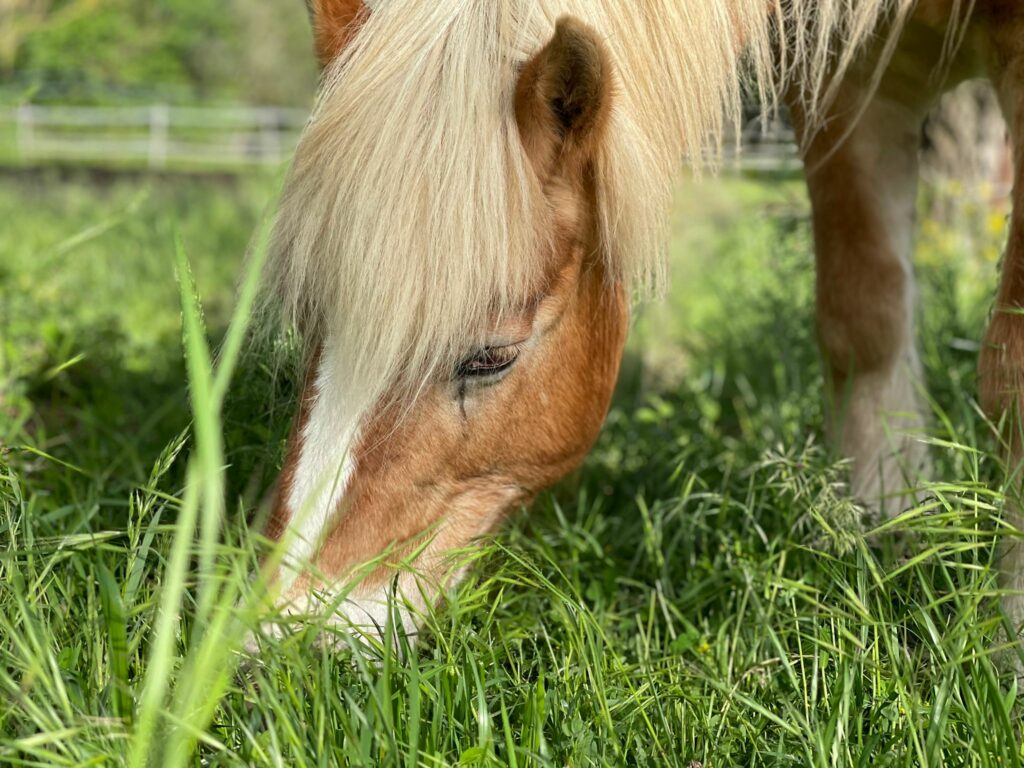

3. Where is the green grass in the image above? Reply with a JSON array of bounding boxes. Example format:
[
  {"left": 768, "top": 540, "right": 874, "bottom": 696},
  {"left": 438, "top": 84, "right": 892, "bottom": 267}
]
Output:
[{"left": 0, "top": 169, "right": 1021, "bottom": 766}]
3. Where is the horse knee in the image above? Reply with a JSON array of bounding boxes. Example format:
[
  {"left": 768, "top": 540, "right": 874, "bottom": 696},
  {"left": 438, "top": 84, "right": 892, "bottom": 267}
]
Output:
[
  {"left": 979, "top": 309, "right": 1024, "bottom": 421},
  {"left": 817, "top": 257, "right": 911, "bottom": 381}
]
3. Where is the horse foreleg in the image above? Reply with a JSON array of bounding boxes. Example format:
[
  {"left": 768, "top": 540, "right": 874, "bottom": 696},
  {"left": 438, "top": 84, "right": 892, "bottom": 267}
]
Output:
[
  {"left": 977, "top": 9, "right": 1024, "bottom": 632},
  {"left": 794, "top": 86, "right": 932, "bottom": 517}
]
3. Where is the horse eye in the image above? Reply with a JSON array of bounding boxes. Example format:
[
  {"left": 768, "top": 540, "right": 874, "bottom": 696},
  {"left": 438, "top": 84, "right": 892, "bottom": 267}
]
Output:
[{"left": 455, "top": 345, "right": 521, "bottom": 381}]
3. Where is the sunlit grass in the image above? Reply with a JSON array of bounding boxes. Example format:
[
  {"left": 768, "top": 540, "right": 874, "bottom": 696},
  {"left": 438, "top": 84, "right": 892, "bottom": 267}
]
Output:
[{"left": 1, "top": 172, "right": 1021, "bottom": 766}]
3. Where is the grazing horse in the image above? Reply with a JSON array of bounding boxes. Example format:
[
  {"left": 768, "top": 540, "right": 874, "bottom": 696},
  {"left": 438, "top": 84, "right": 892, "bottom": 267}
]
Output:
[{"left": 260, "top": 0, "right": 1024, "bottom": 642}]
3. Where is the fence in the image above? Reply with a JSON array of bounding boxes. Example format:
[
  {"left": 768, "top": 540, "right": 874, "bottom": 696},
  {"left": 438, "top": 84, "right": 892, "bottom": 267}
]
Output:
[
  {"left": 0, "top": 104, "right": 310, "bottom": 170},
  {"left": 0, "top": 104, "right": 801, "bottom": 172}
]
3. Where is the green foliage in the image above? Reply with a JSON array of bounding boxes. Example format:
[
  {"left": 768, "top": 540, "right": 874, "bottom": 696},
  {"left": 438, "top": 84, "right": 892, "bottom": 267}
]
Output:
[
  {"left": 16, "top": 4, "right": 197, "bottom": 98},
  {"left": 3, "top": 0, "right": 318, "bottom": 105},
  {"left": 0, "top": 172, "right": 1021, "bottom": 765}
]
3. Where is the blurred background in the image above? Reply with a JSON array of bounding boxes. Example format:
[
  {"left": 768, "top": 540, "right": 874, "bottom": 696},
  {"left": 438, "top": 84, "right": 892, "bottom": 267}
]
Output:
[{"left": 1, "top": 0, "right": 316, "bottom": 105}]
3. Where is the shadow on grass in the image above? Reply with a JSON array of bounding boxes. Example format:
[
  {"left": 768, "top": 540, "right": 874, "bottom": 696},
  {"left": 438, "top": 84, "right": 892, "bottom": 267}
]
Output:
[{"left": 9, "top": 317, "right": 298, "bottom": 533}]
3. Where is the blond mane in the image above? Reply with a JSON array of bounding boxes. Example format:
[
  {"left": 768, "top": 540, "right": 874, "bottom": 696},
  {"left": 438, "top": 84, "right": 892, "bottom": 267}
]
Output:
[{"left": 265, "top": 0, "right": 913, "bottom": 415}]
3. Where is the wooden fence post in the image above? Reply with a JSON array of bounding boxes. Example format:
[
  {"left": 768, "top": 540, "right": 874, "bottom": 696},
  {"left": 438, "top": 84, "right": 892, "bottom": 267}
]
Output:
[
  {"left": 16, "top": 105, "right": 35, "bottom": 160},
  {"left": 148, "top": 104, "right": 170, "bottom": 169},
  {"left": 260, "top": 108, "right": 282, "bottom": 165}
]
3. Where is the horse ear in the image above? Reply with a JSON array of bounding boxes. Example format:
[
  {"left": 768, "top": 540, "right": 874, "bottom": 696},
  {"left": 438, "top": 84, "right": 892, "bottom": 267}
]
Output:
[
  {"left": 515, "top": 17, "right": 613, "bottom": 174},
  {"left": 307, "top": 0, "right": 368, "bottom": 67}
]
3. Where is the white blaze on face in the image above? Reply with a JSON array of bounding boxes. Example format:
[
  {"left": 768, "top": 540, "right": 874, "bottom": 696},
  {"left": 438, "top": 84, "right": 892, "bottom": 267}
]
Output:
[{"left": 280, "top": 343, "right": 364, "bottom": 595}]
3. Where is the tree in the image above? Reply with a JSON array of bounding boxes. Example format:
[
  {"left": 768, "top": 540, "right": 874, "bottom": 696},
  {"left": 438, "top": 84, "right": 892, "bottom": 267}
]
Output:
[{"left": 2, "top": 0, "right": 317, "bottom": 105}]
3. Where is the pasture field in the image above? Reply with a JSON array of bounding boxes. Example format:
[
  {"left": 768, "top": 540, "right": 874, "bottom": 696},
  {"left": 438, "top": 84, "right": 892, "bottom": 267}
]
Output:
[{"left": 0, "top": 169, "right": 1021, "bottom": 766}]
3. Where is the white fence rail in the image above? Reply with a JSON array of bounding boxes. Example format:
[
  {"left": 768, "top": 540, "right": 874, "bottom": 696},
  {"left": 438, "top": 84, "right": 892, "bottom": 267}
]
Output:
[
  {"left": 0, "top": 104, "right": 309, "bottom": 169},
  {"left": 723, "top": 124, "right": 801, "bottom": 171},
  {"left": 0, "top": 104, "right": 800, "bottom": 172}
]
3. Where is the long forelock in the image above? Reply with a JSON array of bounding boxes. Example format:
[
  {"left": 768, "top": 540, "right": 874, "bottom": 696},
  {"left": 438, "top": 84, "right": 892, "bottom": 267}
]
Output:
[{"left": 264, "top": 0, "right": 913, "bottom": 415}]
